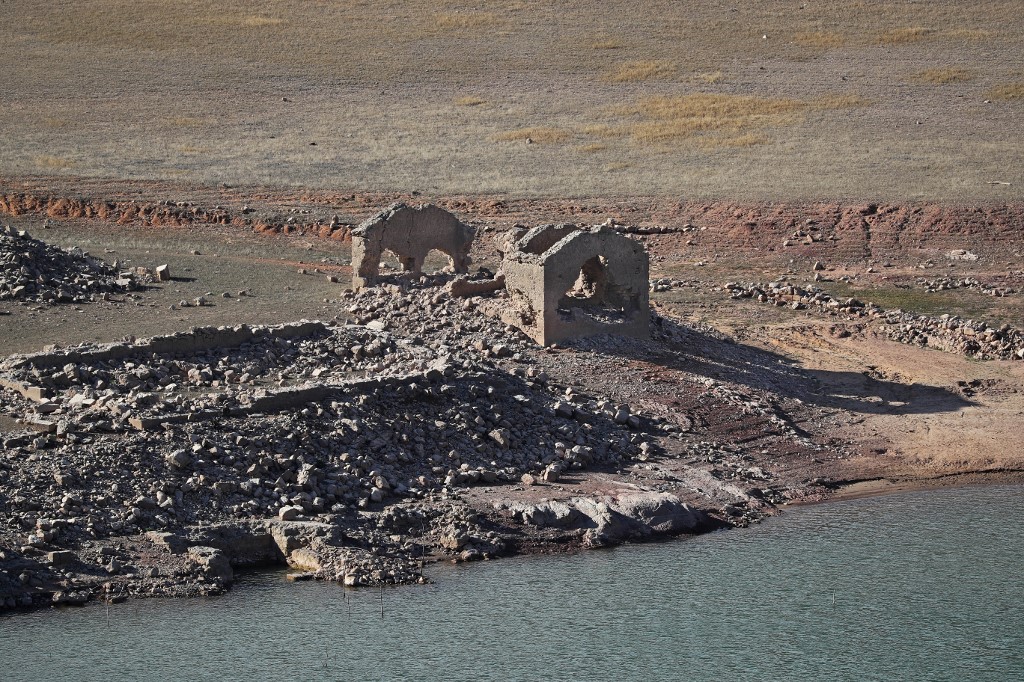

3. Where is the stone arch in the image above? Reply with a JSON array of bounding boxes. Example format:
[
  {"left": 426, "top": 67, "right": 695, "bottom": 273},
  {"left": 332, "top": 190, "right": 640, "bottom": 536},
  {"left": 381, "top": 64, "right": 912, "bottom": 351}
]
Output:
[
  {"left": 351, "top": 203, "right": 475, "bottom": 290},
  {"left": 422, "top": 248, "right": 457, "bottom": 274}
]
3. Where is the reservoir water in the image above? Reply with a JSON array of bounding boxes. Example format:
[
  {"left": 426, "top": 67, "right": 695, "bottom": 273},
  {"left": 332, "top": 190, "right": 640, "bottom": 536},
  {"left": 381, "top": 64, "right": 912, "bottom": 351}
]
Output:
[{"left": 2, "top": 485, "right": 1022, "bottom": 681}]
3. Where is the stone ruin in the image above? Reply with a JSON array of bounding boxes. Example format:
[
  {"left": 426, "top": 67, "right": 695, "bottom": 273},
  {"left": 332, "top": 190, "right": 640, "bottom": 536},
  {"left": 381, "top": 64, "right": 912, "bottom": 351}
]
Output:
[
  {"left": 349, "top": 206, "right": 650, "bottom": 345},
  {"left": 351, "top": 203, "right": 475, "bottom": 290},
  {"left": 500, "top": 224, "right": 649, "bottom": 345}
]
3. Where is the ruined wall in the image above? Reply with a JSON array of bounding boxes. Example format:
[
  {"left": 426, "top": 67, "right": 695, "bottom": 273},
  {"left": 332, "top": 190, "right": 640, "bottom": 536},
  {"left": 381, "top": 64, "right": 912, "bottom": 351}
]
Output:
[
  {"left": 351, "top": 203, "right": 474, "bottom": 290},
  {"left": 502, "top": 225, "right": 649, "bottom": 345}
]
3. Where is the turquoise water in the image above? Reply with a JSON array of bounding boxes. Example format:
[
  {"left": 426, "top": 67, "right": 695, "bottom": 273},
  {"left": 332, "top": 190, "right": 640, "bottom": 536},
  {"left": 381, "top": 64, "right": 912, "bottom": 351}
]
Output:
[{"left": 2, "top": 485, "right": 1022, "bottom": 681}]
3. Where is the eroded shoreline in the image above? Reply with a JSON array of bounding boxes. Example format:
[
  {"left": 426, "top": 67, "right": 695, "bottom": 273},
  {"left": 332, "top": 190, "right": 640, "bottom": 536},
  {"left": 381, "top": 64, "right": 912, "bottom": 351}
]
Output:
[{"left": 4, "top": 183, "right": 1024, "bottom": 613}]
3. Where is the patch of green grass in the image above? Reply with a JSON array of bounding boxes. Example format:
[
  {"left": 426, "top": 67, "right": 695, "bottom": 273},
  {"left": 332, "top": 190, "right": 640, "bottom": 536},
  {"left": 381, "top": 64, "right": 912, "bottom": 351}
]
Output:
[{"left": 821, "top": 281, "right": 1014, "bottom": 322}]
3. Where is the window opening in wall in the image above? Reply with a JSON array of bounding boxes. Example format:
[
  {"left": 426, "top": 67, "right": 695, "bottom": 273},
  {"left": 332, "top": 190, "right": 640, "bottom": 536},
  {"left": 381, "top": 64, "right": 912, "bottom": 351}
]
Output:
[{"left": 559, "top": 255, "right": 610, "bottom": 312}]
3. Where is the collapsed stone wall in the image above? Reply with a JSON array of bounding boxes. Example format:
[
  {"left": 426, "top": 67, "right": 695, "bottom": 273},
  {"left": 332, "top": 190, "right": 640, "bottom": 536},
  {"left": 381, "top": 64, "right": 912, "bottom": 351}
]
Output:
[
  {"left": 3, "top": 321, "right": 327, "bottom": 374},
  {"left": 727, "top": 280, "right": 1024, "bottom": 361},
  {"left": 501, "top": 224, "right": 650, "bottom": 345},
  {"left": 351, "top": 203, "right": 474, "bottom": 290}
]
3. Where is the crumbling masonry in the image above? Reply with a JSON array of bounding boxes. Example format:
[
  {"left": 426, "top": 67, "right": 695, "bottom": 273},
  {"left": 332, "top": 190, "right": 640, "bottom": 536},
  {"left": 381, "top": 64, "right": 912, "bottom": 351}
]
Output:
[
  {"left": 351, "top": 203, "right": 475, "bottom": 290},
  {"left": 500, "top": 224, "right": 649, "bottom": 345}
]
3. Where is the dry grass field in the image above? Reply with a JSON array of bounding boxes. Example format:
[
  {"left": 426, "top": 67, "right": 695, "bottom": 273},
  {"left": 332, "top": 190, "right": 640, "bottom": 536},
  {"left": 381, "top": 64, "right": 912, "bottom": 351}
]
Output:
[{"left": 1, "top": 0, "right": 1023, "bottom": 199}]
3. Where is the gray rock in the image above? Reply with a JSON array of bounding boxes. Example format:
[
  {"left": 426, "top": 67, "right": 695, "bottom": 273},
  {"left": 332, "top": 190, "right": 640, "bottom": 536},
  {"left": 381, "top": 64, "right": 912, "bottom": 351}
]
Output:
[
  {"left": 489, "top": 428, "right": 512, "bottom": 449},
  {"left": 167, "top": 449, "right": 192, "bottom": 469},
  {"left": 541, "top": 464, "right": 562, "bottom": 483},
  {"left": 187, "top": 546, "right": 234, "bottom": 582},
  {"left": 554, "top": 401, "right": 575, "bottom": 418},
  {"left": 278, "top": 505, "right": 302, "bottom": 521}
]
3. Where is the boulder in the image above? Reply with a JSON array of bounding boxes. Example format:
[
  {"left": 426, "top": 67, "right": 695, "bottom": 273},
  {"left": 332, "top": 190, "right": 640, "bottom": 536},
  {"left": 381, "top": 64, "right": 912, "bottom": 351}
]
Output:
[
  {"left": 278, "top": 505, "right": 302, "bottom": 521},
  {"left": 187, "top": 546, "right": 234, "bottom": 582},
  {"left": 47, "top": 550, "right": 76, "bottom": 567},
  {"left": 608, "top": 492, "right": 708, "bottom": 534}
]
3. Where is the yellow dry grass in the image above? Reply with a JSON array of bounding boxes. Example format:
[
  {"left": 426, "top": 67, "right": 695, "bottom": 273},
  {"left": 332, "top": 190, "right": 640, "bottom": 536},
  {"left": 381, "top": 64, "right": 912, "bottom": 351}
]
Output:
[
  {"left": 876, "top": 27, "right": 934, "bottom": 45},
  {"left": 2, "top": 0, "right": 1021, "bottom": 199},
  {"left": 603, "top": 60, "right": 676, "bottom": 83},
  {"left": 240, "top": 16, "right": 285, "bottom": 28},
  {"left": 618, "top": 95, "right": 804, "bottom": 145},
  {"left": 942, "top": 28, "right": 995, "bottom": 40},
  {"left": 911, "top": 68, "right": 973, "bottom": 84},
  {"left": 813, "top": 94, "right": 871, "bottom": 108},
  {"left": 577, "top": 143, "right": 608, "bottom": 153},
  {"left": 493, "top": 127, "right": 571, "bottom": 144},
  {"left": 695, "top": 71, "right": 723, "bottom": 84},
  {"left": 34, "top": 155, "right": 74, "bottom": 169},
  {"left": 198, "top": 14, "right": 287, "bottom": 30},
  {"left": 987, "top": 83, "right": 1024, "bottom": 100},
  {"left": 700, "top": 132, "right": 770, "bottom": 149},
  {"left": 582, "top": 124, "right": 627, "bottom": 139},
  {"left": 600, "top": 93, "right": 867, "bottom": 149}
]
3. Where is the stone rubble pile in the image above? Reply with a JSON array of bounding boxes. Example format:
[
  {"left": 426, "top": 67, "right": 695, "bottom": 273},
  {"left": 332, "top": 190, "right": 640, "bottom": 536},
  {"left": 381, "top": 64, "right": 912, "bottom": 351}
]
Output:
[
  {"left": 726, "top": 280, "right": 1024, "bottom": 361},
  {"left": 1, "top": 284, "right": 665, "bottom": 608},
  {"left": 881, "top": 314, "right": 1024, "bottom": 360},
  {"left": 595, "top": 218, "right": 693, "bottom": 236},
  {"left": 341, "top": 275, "right": 535, "bottom": 360},
  {"left": 725, "top": 280, "right": 879, "bottom": 319},
  {"left": 0, "top": 225, "right": 142, "bottom": 304},
  {"left": 649, "top": 278, "right": 702, "bottom": 293},
  {"left": 2, "top": 322, "right": 426, "bottom": 428},
  {"left": 915, "top": 276, "right": 1016, "bottom": 297}
]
